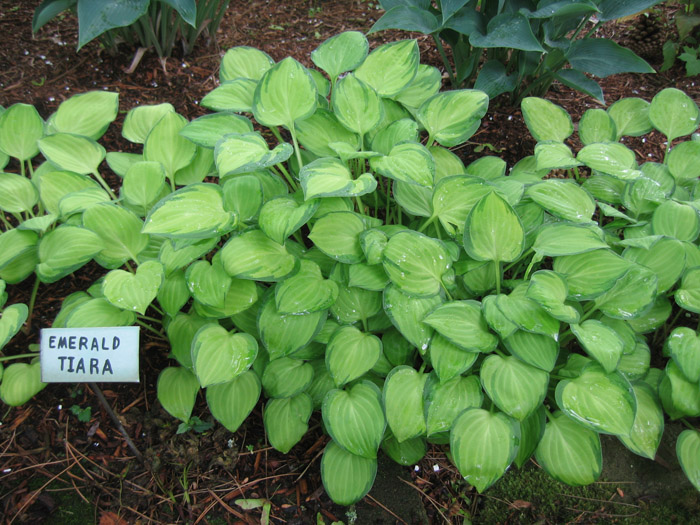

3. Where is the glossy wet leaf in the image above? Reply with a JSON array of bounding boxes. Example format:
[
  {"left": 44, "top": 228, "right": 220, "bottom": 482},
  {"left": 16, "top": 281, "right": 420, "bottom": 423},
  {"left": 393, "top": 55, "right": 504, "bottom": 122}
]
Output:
[
  {"left": 309, "top": 211, "right": 365, "bottom": 264},
  {"left": 577, "top": 142, "right": 638, "bottom": 179},
  {"left": 383, "top": 366, "right": 427, "bottom": 442},
  {"left": 264, "top": 393, "right": 313, "bottom": 453},
  {"left": 526, "top": 180, "right": 596, "bottom": 223},
  {"left": 259, "top": 196, "right": 318, "bottom": 245},
  {"left": 425, "top": 374, "right": 482, "bottom": 437},
  {"left": 464, "top": 191, "right": 524, "bottom": 263},
  {"left": 571, "top": 320, "right": 624, "bottom": 373},
  {"left": 275, "top": 260, "right": 338, "bottom": 314},
  {"left": 143, "top": 111, "right": 196, "bottom": 180},
  {"left": 52, "top": 90, "right": 118, "bottom": 140},
  {"left": 429, "top": 334, "right": 479, "bottom": 382},
  {"left": 648, "top": 88, "right": 699, "bottom": 142},
  {"left": 321, "top": 440, "right": 377, "bottom": 506},
  {"left": 623, "top": 237, "right": 686, "bottom": 294},
  {"left": 554, "top": 249, "right": 632, "bottom": 299},
  {"left": 326, "top": 325, "right": 382, "bottom": 387},
  {"left": 618, "top": 381, "right": 664, "bottom": 460},
  {"left": 220, "top": 46, "right": 274, "bottom": 82},
  {"left": 300, "top": 157, "right": 376, "bottom": 200},
  {"left": 102, "top": 260, "right": 163, "bottom": 315},
  {"left": 261, "top": 357, "right": 313, "bottom": 398},
  {"left": 665, "top": 327, "right": 700, "bottom": 383},
  {"left": 515, "top": 407, "right": 545, "bottom": 468},
  {"left": 201, "top": 79, "right": 257, "bottom": 113},
  {"left": 383, "top": 231, "right": 451, "bottom": 297},
  {"left": 652, "top": 200, "right": 699, "bottom": 242},
  {"left": 206, "top": 371, "right": 261, "bottom": 432},
  {"left": 332, "top": 73, "right": 383, "bottom": 136},
  {"left": 525, "top": 270, "right": 579, "bottom": 324},
  {"left": 381, "top": 432, "right": 426, "bottom": 466},
  {"left": 84, "top": 203, "right": 149, "bottom": 267},
  {"left": 215, "top": 132, "right": 293, "bottom": 177},
  {"left": 424, "top": 300, "right": 498, "bottom": 352},
  {"left": 593, "top": 265, "right": 657, "bottom": 320},
  {"left": 0, "top": 361, "right": 46, "bottom": 407},
  {"left": 665, "top": 361, "right": 700, "bottom": 416},
  {"left": 157, "top": 367, "right": 200, "bottom": 422},
  {"left": 383, "top": 284, "right": 442, "bottom": 353},
  {"left": 578, "top": 108, "right": 617, "bottom": 145},
  {"left": 481, "top": 355, "right": 549, "bottom": 421},
  {"left": 495, "top": 294, "right": 559, "bottom": 340},
  {"left": 521, "top": 97, "right": 573, "bottom": 142},
  {"left": 503, "top": 331, "right": 559, "bottom": 373},
  {"left": 677, "top": 430, "right": 700, "bottom": 492}
]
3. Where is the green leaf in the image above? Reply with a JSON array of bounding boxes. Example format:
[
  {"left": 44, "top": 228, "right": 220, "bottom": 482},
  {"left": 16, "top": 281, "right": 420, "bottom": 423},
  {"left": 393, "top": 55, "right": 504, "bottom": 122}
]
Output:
[
  {"left": 607, "top": 97, "right": 652, "bottom": 139},
  {"left": 143, "top": 184, "right": 235, "bottom": 239},
  {"left": 309, "top": 211, "right": 366, "bottom": 264},
  {"left": 578, "top": 108, "right": 617, "bottom": 145},
  {"left": 577, "top": 142, "right": 638, "bottom": 179},
  {"left": 331, "top": 279, "right": 382, "bottom": 325},
  {"left": 652, "top": 200, "right": 699, "bottom": 242},
  {"left": 370, "top": 142, "right": 435, "bottom": 187},
  {"left": 665, "top": 327, "right": 700, "bottom": 383},
  {"left": 157, "top": 270, "right": 190, "bottom": 317},
  {"left": 566, "top": 38, "right": 655, "bottom": 78},
  {"left": 525, "top": 270, "right": 580, "bottom": 324},
  {"left": 0, "top": 303, "right": 28, "bottom": 351},
  {"left": 623, "top": 237, "right": 686, "bottom": 294},
  {"left": 323, "top": 382, "right": 385, "bottom": 459},
  {"left": 526, "top": 180, "right": 596, "bottom": 223},
  {"left": 83, "top": 203, "right": 149, "bottom": 267},
  {"left": 0, "top": 103, "right": 43, "bottom": 161},
  {"left": 121, "top": 161, "right": 167, "bottom": 212},
  {"left": 464, "top": 191, "right": 524, "bottom": 263},
  {"left": 36, "top": 225, "right": 102, "bottom": 283},
  {"left": 180, "top": 112, "right": 253, "bottom": 148},
  {"left": 38, "top": 133, "right": 105, "bottom": 175},
  {"left": 521, "top": 97, "right": 573, "bottom": 142},
  {"left": 300, "top": 157, "right": 376, "bottom": 199},
  {"left": 677, "top": 430, "right": 700, "bottom": 491},
  {"left": 383, "top": 366, "right": 427, "bottom": 442},
  {"left": 553, "top": 249, "right": 632, "bottom": 299},
  {"left": 571, "top": 320, "right": 624, "bottom": 373},
  {"left": 381, "top": 432, "right": 426, "bottom": 466},
  {"left": 676, "top": 267, "right": 700, "bottom": 314},
  {"left": 535, "top": 411, "right": 602, "bottom": 486},
  {"left": 429, "top": 333, "right": 479, "bottom": 382},
  {"left": 649, "top": 88, "right": 699, "bottom": 142},
  {"left": 332, "top": 73, "right": 383, "bottom": 136},
  {"left": 424, "top": 301, "right": 498, "bottom": 353},
  {"left": 262, "top": 357, "right": 313, "bottom": 398},
  {"left": 0, "top": 229, "right": 38, "bottom": 284},
  {"left": 393, "top": 64, "right": 442, "bottom": 109},
  {"left": 555, "top": 363, "right": 636, "bottom": 436},
  {"left": 312, "top": 31, "right": 369, "bottom": 80},
  {"left": 295, "top": 109, "right": 359, "bottom": 158},
  {"left": 668, "top": 140, "right": 700, "bottom": 180},
  {"left": 503, "top": 331, "right": 559, "bottom": 373},
  {"left": 215, "top": 132, "right": 293, "bottom": 177},
  {"left": 417, "top": 90, "right": 489, "bottom": 147},
  {"left": 275, "top": 260, "right": 338, "bottom": 314},
  {"left": 220, "top": 46, "right": 274, "bottom": 82},
  {"left": 431, "top": 176, "right": 491, "bottom": 236},
  {"left": 326, "top": 325, "right": 382, "bottom": 387},
  {"left": 259, "top": 196, "right": 319, "bottom": 245},
  {"left": 253, "top": 57, "right": 317, "bottom": 129},
  {"left": 0, "top": 173, "right": 38, "bottom": 213},
  {"left": 450, "top": 408, "right": 518, "bottom": 493},
  {"left": 102, "top": 260, "right": 163, "bottom": 315},
  {"left": 52, "top": 90, "right": 118, "bottom": 140},
  {"left": 618, "top": 381, "right": 664, "bottom": 460},
  {"left": 495, "top": 294, "right": 560, "bottom": 340},
  {"left": 166, "top": 312, "right": 212, "bottom": 369},
  {"left": 264, "top": 393, "right": 313, "bottom": 453},
  {"left": 190, "top": 324, "right": 258, "bottom": 387},
  {"left": 201, "top": 79, "right": 257, "bottom": 113},
  {"left": 0, "top": 362, "right": 46, "bottom": 407},
  {"left": 157, "top": 367, "right": 200, "bottom": 422},
  {"left": 355, "top": 39, "right": 419, "bottom": 97},
  {"left": 515, "top": 407, "right": 545, "bottom": 468},
  {"left": 321, "top": 440, "right": 377, "bottom": 506},
  {"left": 665, "top": 361, "right": 700, "bottom": 416},
  {"left": 593, "top": 265, "right": 657, "bottom": 320},
  {"left": 383, "top": 231, "right": 451, "bottom": 297},
  {"left": 383, "top": 284, "right": 442, "bottom": 353},
  {"left": 143, "top": 111, "right": 196, "bottom": 180},
  {"left": 122, "top": 103, "right": 175, "bottom": 144},
  {"left": 534, "top": 142, "right": 582, "bottom": 171},
  {"left": 425, "top": 374, "right": 482, "bottom": 436}
]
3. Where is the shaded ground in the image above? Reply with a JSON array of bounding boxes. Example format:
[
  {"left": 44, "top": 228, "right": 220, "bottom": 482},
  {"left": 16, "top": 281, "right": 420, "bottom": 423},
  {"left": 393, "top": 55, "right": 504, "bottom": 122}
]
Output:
[{"left": 1, "top": 0, "right": 699, "bottom": 523}]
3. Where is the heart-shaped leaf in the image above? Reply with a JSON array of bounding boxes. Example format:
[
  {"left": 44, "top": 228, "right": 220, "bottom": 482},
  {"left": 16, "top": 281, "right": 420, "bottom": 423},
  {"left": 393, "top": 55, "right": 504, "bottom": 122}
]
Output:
[
  {"left": 143, "top": 111, "right": 196, "bottom": 180},
  {"left": 424, "top": 373, "right": 482, "bottom": 437},
  {"left": 521, "top": 97, "right": 574, "bottom": 142},
  {"left": 676, "top": 267, "right": 700, "bottom": 314},
  {"left": 355, "top": 39, "right": 418, "bottom": 97},
  {"left": 623, "top": 237, "right": 686, "bottom": 294},
  {"left": 677, "top": 430, "right": 700, "bottom": 492},
  {"left": 186, "top": 259, "right": 232, "bottom": 309},
  {"left": 578, "top": 108, "right": 617, "bottom": 145},
  {"left": 383, "top": 284, "right": 442, "bottom": 353},
  {"left": 0, "top": 173, "right": 38, "bottom": 214},
  {"left": 259, "top": 196, "right": 319, "bottom": 245},
  {"left": 326, "top": 325, "right": 382, "bottom": 387},
  {"left": 220, "top": 229, "right": 296, "bottom": 282},
  {"left": 37, "top": 225, "right": 103, "bottom": 284},
  {"left": 464, "top": 191, "right": 524, "bottom": 263},
  {"left": 533, "top": 223, "right": 608, "bottom": 257},
  {"left": 593, "top": 265, "right": 657, "bottom": 320},
  {"left": 309, "top": 211, "right": 366, "bottom": 264},
  {"left": 618, "top": 381, "right": 664, "bottom": 460},
  {"left": 424, "top": 300, "right": 498, "bottom": 353},
  {"left": 417, "top": 90, "right": 488, "bottom": 147},
  {"left": 83, "top": 203, "right": 149, "bottom": 267},
  {"left": 525, "top": 271, "right": 580, "bottom": 324},
  {"left": 220, "top": 46, "right": 274, "bottom": 81},
  {"left": 554, "top": 249, "right": 632, "bottom": 299},
  {"left": 157, "top": 367, "right": 200, "bottom": 422},
  {"left": 166, "top": 312, "right": 213, "bottom": 369},
  {"left": 370, "top": 142, "right": 435, "bottom": 187},
  {"left": 431, "top": 176, "right": 491, "bottom": 236},
  {"left": 264, "top": 393, "right": 313, "bottom": 453},
  {"left": 503, "top": 331, "right": 559, "bottom": 373},
  {"left": 52, "top": 90, "right": 118, "bottom": 140},
  {"left": 607, "top": 97, "right": 652, "bottom": 139},
  {"left": 201, "top": 79, "right": 257, "bottom": 112},
  {"left": 312, "top": 31, "right": 369, "bottom": 80},
  {"left": 300, "top": 157, "right": 377, "bottom": 200},
  {"left": 103, "top": 260, "right": 164, "bottom": 314},
  {"left": 495, "top": 294, "right": 560, "bottom": 340},
  {"left": 0, "top": 103, "right": 43, "bottom": 161},
  {"left": 206, "top": 370, "right": 261, "bottom": 432},
  {"left": 214, "top": 132, "right": 293, "bottom": 176},
  {"left": 665, "top": 327, "right": 700, "bottom": 383},
  {"left": 381, "top": 431, "right": 426, "bottom": 466},
  {"left": 571, "top": 320, "right": 624, "bottom": 373},
  {"left": 38, "top": 133, "right": 105, "bottom": 175},
  {"left": 332, "top": 73, "right": 383, "bottom": 136},
  {"left": 122, "top": 103, "right": 175, "bottom": 143},
  {"left": 191, "top": 324, "right": 258, "bottom": 387},
  {"left": 262, "top": 357, "right": 314, "bottom": 398},
  {"left": 0, "top": 361, "right": 45, "bottom": 406},
  {"left": 383, "top": 366, "right": 427, "bottom": 443},
  {"left": 157, "top": 270, "right": 190, "bottom": 317},
  {"left": 649, "top": 87, "right": 699, "bottom": 142},
  {"left": 321, "top": 440, "right": 377, "bottom": 506},
  {"left": 0, "top": 303, "right": 28, "bottom": 351}
]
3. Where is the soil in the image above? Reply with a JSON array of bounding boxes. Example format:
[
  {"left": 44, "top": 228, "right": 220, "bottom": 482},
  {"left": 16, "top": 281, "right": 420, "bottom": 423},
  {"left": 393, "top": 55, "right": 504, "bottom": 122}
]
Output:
[{"left": 0, "top": 1, "right": 699, "bottom": 524}]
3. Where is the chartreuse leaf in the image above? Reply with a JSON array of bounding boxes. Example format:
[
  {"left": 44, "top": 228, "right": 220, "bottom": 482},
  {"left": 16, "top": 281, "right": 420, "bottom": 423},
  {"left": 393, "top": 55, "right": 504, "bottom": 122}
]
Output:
[
  {"left": 38, "top": 133, "right": 105, "bottom": 175},
  {"left": 417, "top": 90, "right": 489, "bottom": 147},
  {"left": 83, "top": 203, "right": 149, "bottom": 266},
  {"left": 167, "top": 312, "right": 212, "bottom": 369},
  {"left": 424, "top": 374, "right": 482, "bottom": 437},
  {"left": 215, "top": 133, "right": 293, "bottom": 176},
  {"left": 571, "top": 320, "right": 624, "bottom": 373},
  {"left": 383, "top": 231, "right": 452, "bottom": 297},
  {"left": 515, "top": 407, "right": 545, "bottom": 468},
  {"left": 0, "top": 173, "right": 38, "bottom": 214},
  {"left": 143, "top": 112, "right": 196, "bottom": 180},
  {"left": 394, "top": 180, "right": 432, "bottom": 217},
  {"left": 665, "top": 361, "right": 700, "bottom": 416},
  {"left": 535, "top": 411, "right": 602, "bottom": 486},
  {"left": 579, "top": 108, "right": 617, "bottom": 145},
  {"left": 38, "top": 171, "right": 99, "bottom": 215},
  {"left": 652, "top": 200, "right": 700, "bottom": 242},
  {"left": 431, "top": 176, "right": 491, "bottom": 236},
  {"left": 323, "top": 381, "right": 385, "bottom": 459},
  {"left": 534, "top": 142, "right": 581, "bottom": 171},
  {"left": 0, "top": 229, "right": 38, "bottom": 284},
  {"left": 383, "top": 284, "right": 442, "bottom": 353},
  {"left": 495, "top": 294, "right": 560, "bottom": 340},
  {"left": 295, "top": 109, "right": 358, "bottom": 157},
  {"left": 103, "top": 260, "right": 163, "bottom": 315},
  {"left": 555, "top": 363, "right": 636, "bottom": 436},
  {"left": 554, "top": 249, "right": 632, "bottom": 299},
  {"left": 606, "top": 97, "right": 652, "bottom": 139},
  {"left": 348, "top": 263, "right": 389, "bottom": 291},
  {"left": 382, "top": 431, "right": 426, "bottom": 466},
  {"left": 481, "top": 294, "right": 517, "bottom": 339},
  {"left": 275, "top": 260, "right": 337, "bottom": 314},
  {"left": 52, "top": 90, "right": 118, "bottom": 140},
  {"left": 259, "top": 196, "right": 318, "bottom": 245},
  {"left": 677, "top": 430, "right": 700, "bottom": 492},
  {"left": 383, "top": 367, "right": 427, "bottom": 442},
  {"left": 526, "top": 180, "right": 596, "bottom": 223},
  {"left": 355, "top": 39, "right": 419, "bottom": 97},
  {"left": 252, "top": 57, "right": 317, "bottom": 129},
  {"left": 593, "top": 265, "right": 657, "bottom": 320},
  {"left": 191, "top": 325, "right": 258, "bottom": 387},
  {"left": 525, "top": 271, "right": 579, "bottom": 324},
  {"left": 521, "top": 97, "right": 574, "bottom": 142},
  {"left": 649, "top": 88, "right": 699, "bottom": 142},
  {"left": 262, "top": 357, "right": 313, "bottom": 398},
  {"left": 221, "top": 175, "right": 263, "bottom": 224},
  {"left": 464, "top": 192, "right": 524, "bottom": 264},
  {"left": 0, "top": 303, "right": 28, "bottom": 351},
  {"left": 332, "top": 73, "right": 383, "bottom": 136},
  {"left": 393, "top": 64, "right": 441, "bottom": 109},
  {"left": 300, "top": 157, "right": 376, "bottom": 199},
  {"left": 122, "top": 103, "right": 174, "bottom": 143},
  {"left": 370, "top": 142, "right": 435, "bottom": 187},
  {"left": 206, "top": 371, "right": 260, "bottom": 432},
  {"left": 618, "top": 381, "right": 664, "bottom": 460},
  {"left": 481, "top": 355, "right": 549, "bottom": 421},
  {"left": 424, "top": 301, "right": 498, "bottom": 353},
  {"left": 624, "top": 237, "right": 686, "bottom": 294},
  {"left": 326, "top": 325, "right": 382, "bottom": 387},
  {"left": 676, "top": 267, "right": 700, "bottom": 314},
  {"left": 157, "top": 270, "right": 190, "bottom": 317},
  {"left": 0, "top": 103, "right": 43, "bottom": 161},
  {"left": 578, "top": 143, "right": 638, "bottom": 179},
  {"left": 503, "top": 331, "right": 559, "bottom": 373},
  {"left": 220, "top": 46, "right": 274, "bottom": 82},
  {"left": 331, "top": 280, "right": 382, "bottom": 325},
  {"left": 321, "top": 440, "right": 377, "bottom": 506},
  {"left": 64, "top": 298, "right": 136, "bottom": 328},
  {"left": 311, "top": 31, "right": 368, "bottom": 80},
  {"left": 180, "top": 113, "right": 253, "bottom": 149},
  {"left": 665, "top": 327, "right": 700, "bottom": 383},
  {"left": 309, "top": 211, "right": 365, "bottom": 264},
  {"left": 36, "top": 226, "right": 102, "bottom": 283},
  {"left": 194, "top": 276, "right": 257, "bottom": 319},
  {"left": 186, "top": 258, "right": 230, "bottom": 308},
  {"left": 264, "top": 393, "right": 313, "bottom": 453},
  {"left": 258, "top": 292, "right": 326, "bottom": 360},
  {"left": 668, "top": 141, "right": 700, "bottom": 180},
  {"left": 143, "top": 184, "right": 235, "bottom": 239},
  {"left": 201, "top": 79, "right": 257, "bottom": 113},
  {"left": 159, "top": 237, "right": 218, "bottom": 276},
  {"left": 122, "top": 161, "right": 167, "bottom": 211},
  {"left": 450, "top": 408, "right": 518, "bottom": 493},
  {"left": 157, "top": 367, "right": 200, "bottom": 422},
  {"left": 0, "top": 361, "right": 45, "bottom": 407}
]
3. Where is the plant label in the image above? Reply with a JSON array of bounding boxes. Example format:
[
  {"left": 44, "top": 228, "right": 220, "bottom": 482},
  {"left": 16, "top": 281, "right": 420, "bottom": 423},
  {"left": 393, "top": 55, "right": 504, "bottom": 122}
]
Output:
[{"left": 39, "top": 326, "right": 140, "bottom": 383}]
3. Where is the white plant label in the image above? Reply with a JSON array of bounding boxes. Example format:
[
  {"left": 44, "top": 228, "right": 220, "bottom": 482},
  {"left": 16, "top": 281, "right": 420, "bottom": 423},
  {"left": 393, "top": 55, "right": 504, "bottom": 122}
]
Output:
[{"left": 40, "top": 326, "right": 140, "bottom": 382}]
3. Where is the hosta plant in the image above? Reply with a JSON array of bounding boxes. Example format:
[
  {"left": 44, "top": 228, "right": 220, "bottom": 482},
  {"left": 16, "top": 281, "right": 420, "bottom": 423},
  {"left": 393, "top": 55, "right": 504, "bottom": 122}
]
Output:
[{"left": 1, "top": 31, "right": 700, "bottom": 505}]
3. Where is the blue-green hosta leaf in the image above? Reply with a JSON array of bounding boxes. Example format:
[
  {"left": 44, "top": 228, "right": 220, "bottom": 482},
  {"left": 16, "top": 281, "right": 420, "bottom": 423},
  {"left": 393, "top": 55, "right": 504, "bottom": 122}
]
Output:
[
  {"left": 355, "top": 39, "right": 419, "bottom": 97},
  {"left": 300, "top": 157, "right": 376, "bottom": 200},
  {"left": 607, "top": 97, "right": 652, "bottom": 139},
  {"left": 526, "top": 180, "right": 596, "bottom": 223},
  {"left": 383, "top": 284, "right": 442, "bottom": 353},
  {"left": 677, "top": 430, "right": 700, "bottom": 492},
  {"left": 450, "top": 408, "right": 519, "bottom": 493},
  {"left": 618, "top": 381, "right": 664, "bottom": 460},
  {"left": 495, "top": 294, "right": 560, "bottom": 341},
  {"left": 253, "top": 57, "right": 317, "bottom": 129},
  {"left": 649, "top": 88, "right": 699, "bottom": 142},
  {"left": 206, "top": 371, "right": 260, "bottom": 432},
  {"left": 157, "top": 366, "right": 200, "bottom": 422},
  {"left": 312, "top": 31, "right": 369, "bottom": 80},
  {"left": 0, "top": 361, "right": 45, "bottom": 407},
  {"left": 144, "top": 183, "right": 235, "bottom": 239},
  {"left": 383, "top": 231, "right": 451, "bottom": 298},
  {"left": 191, "top": 325, "right": 258, "bottom": 387},
  {"left": 665, "top": 327, "right": 700, "bottom": 383},
  {"left": 429, "top": 334, "right": 479, "bottom": 383},
  {"left": 220, "top": 46, "right": 274, "bottom": 82},
  {"left": 102, "top": 260, "right": 163, "bottom": 315},
  {"left": 554, "top": 249, "right": 633, "bottom": 300},
  {"left": 370, "top": 142, "right": 435, "bottom": 187},
  {"left": 326, "top": 325, "right": 382, "bottom": 387},
  {"left": 571, "top": 320, "right": 624, "bottom": 373},
  {"left": 577, "top": 142, "right": 638, "bottom": 179},
  {"left": 215, "top": 132, "right": 293, "bottom": 177},
  {"left": 676, "top": 267, "right": 700, "bottom": 314},
  {"left": 0, "top": 173, "right": 38, "bottom": 213},
  {"left": 323, "top": 381, "right": 385, "bottom": 459},
  {"left": 464, "top": 191, "right": 524, "bottom": 263},
  {"left": 309, "top": 211, "right": 366, "bottom": 264},
  {"left": 38, "top": 133, "right": 105, "bottom": 175},
  {"left": 0, "top": 303, "right": 28, "bottom": 351},
  {"left": 593, "top": 265, "right": 657, "bottom": 320},
  {"left": 623, "top": 237, "right": 686, "bottom": 294},
  {"left": 525, "top": 270, "right": 579, "bottom": 324},
  {"left": 424, "top": 301, "right": 498, "bottom": 353},
  {"left": 262, "top": 357, "right": 313, "bottom": 398},
  {"left": 417, "top": 90, "right": 489, "bottom": 147},
  {"left": 0, "top": 103, "right": 43, "bottom": 161},
  {"left": 383, "top": 366, "right": 427, "bottom": 442},
  {"left": 321, "top": 440, "right": 377, "bottom": 506},
  {"left": 201, "top": 79, "right": 257, "bottom": 113},
  {"left": 180, "top": 112, "right": 253, "bottom": 148},
  {"left": 264, "top": 393, "right": 313, "bottom": 453},
  {"left": 83, "top": 203, "right": 149, "bottom": 267},
  {"left": 481, "top": 355, "right": 549, "bottom": 421},
  {"left": 424, "top": 374, "right": 482, "bottom": 437},
  {"left": 579, "top": 108, "right": 617, "bottom": 145},
  {"left": 122, "top": 103, "right": 175, "bottom": 144},
  {"left": 332, "top": 73, "right": 383, "bottom": 136},
  {"left": 431, "top": 176, "right": 491, "bottom": 236},
  {"left": 36, "top": 225, "right": 102, "bottom": 283},
  {"left": 143, "top": 111, "right": 196, "bottom": 180},
  {"left": 535, "top": 411, "right": 602, "bottom": 486},
  {"left": 521, "top": 97, "right": 574, "bottom": 142},
  {"left": 258, "top": 292, "right": 326, "bottom": 360},
  {"left": 52, "top": 90, "right": 118, "bottom": 140},
  {"left": 259, "top": 196, "right": 319, "bottom": 245},
  {"left": 566, "top": 38, "right": 654, "bottom": 78},
  {"left": 665, "top": 361, "right": 700, "bottom": 417},
  {"left": 555, "top": 363, "right": 636, "bottom": 436},
  {"left": 652, "top": 199, "right": 700, "bottom": 242}
]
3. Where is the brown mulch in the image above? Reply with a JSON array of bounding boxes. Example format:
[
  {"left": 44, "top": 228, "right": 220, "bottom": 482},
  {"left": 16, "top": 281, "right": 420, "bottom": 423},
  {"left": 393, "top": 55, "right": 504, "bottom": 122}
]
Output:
[{"left": 0, "top": 0, "right": 698, "bottom": 523}]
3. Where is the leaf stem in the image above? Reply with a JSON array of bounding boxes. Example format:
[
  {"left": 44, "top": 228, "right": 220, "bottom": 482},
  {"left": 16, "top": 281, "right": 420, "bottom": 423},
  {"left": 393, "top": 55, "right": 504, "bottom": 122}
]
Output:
[
  {"left": 0, "top": 353, "right": 38, "bottom": 363},
  {"left": 25, "top": 275, "right": 41, "bottom": 333},
  {"left": 495, "top": 260, "right": 501, "bottom": 295},
  {"left": 432, "top": 34, "right": 456, "bottom": 87},
  {"left": 681, "top": 418, "right": 698, "bottom": 431},
  {"left": 273, "top": 163, "right": 298, "bottom": 192},
  {"left": 91, "top": 170, "right": 117, "bottom": 200},
  {"left": 418, "top": 215, "right": 437, "bottom": 233},
  {"left": 136, "top": 320, "right": 167, "bottom": 340}
]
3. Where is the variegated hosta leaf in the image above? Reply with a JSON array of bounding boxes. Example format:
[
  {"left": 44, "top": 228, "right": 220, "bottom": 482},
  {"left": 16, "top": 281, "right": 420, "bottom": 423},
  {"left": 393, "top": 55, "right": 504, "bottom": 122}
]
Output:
[
  {"left": 354, "top": 39, "right": 418, "bottom": 97},
  {"left": 215, "top": 132, "right": 293, "bottom": 177},
  {"left": 191, "top": 324, "right": 258, "bottom": 387},
  {"left": 332, "top": 73, "right": 383, "bottom": 136},
  {"left": 607, "top": 97, "right": 652, "bottom": 139},
  {"left": 311, "top": 31, "right": 369, "bottom": 80},
  {"left": 665, "top": 361, "right": 700, "bottom": 417},
  {"left": 36, "top": 225, "right": 103, "bottom": 284},
  {"left": 0, "top": 103, "right": 43, "bottom": 161},
  {"left": 578, "top": 108, "right": 617, "bottom": 145},
  {"left": 526, "top": 179, "right": 596, "bottom": 223},
  {"left": 0, "top": 173, "right": 38, "bottom": 213},
  {"left": 515, "top": 407, "right": 546, "bottom": 468},
  {"left": 323, "top": 381, "right": 385, "bottom": 459},
  {"left": 577, "top": 142, "right": 638, "bottom": 179},
  {"left": 424, "top": 373, "right": 482, "bottom": 437},
  {"left": 51, "top": 90, "right": 118, "bottom": 140},
  {"left": 156, "top": 367, "right": 200, "bottom": 422},
  {"left": 309, "top": 211, "right": 366, "bottom": 264},
  {"left": 321, "top": 440, "right": 377, "bottom": 506},
  {"left": 122, "top": 103, "right": 174, "bottom": 143},
  {"left": 300, "top": 157, "right": 377, "bottom": 199},
  {"left": 206, "top": 370, "right": 261, "bottom": 432},
  {"left": 429, "top": 334, "right": 480, "bottom": 383},
  {"left": 553, "top": 249, "right": 632, "bottom": 300},
  {"left": 166, "top": 312, "right": 213, "bottom": 369},
  {"left": 369, "top": 142, "right": 435, "bottom": 187},
  {"left": 220, "top": 229, "right": 296, "bottom": 282},
  {"left": 0, "top": 361, "right": 46, "bottom": 407},
  {"left": 618, "top": 381, "right": 664, "bottom": 459},
  {"left": 677, "top": 430, "right": 700, "bottom": 491},
  {"left": 83, "top": 203, "right": 149, "bottom": 267},
  {"left": 495, "top": 294, "right": 560, "bottom": 340},
  {"left": 424, "top": 300, "right": 498, "bottom": 353},
  {"left": 665, "top": 327, "right": 700, "bottom": 383},
  {"left": 535, "top": 411, "right": 602, "bottom": 486},
  {"left": 201, "top": 79, "right": 257, "bottom": 112},
  {"left": 143, "top": 111, "right": 196, "bottom": 179},
  {"left": 220, "top": 46, "right": 274, "bottom": 82},
  {"left": 521, "top": 97, "right": 574, "bottom": 142},
  {"left": 102, "top": 260, "right": 163, "bottom": 315},
  {"left": 258, "top": 196, "right": 319, "bottom": 245},
  {"left": 326, "top": 325, "right": 382, "bottom": 387},
  {"left": 261, "top": 357, "right": 314, "bottom": 398},
  {"left": 592, "top": 265, "right": 658, "bottom": 320},
  {"left": 525, "top": 271, "right": 580, "bottom": 324},
  {"left": 450, "top": 408, "right": 519, "bottom": 493},
  {"left": 383, "top": 366, "right": 427, "bottom": 442},
  {"left": 503, "top": 331, "right": 559, "bottom": 372},
  {"left": 264, "top": 393, "right": 313, "bottom": 453},
  {"left": 480, "top": 355, "right": 549, "bottom": 421},
  {"left": 275, "top": 260, "right": 338, "bottom": 314},
  {"left": 0, "top": 303, "right": 28, "bottom": 351},
  {"left": 464, "top": 191, "right": 524, "bottom": 263},
  {"left": 417, "top": 90, "right": 489, "bottom": 147},
  {"left": 648, "top": 87, "right": 699, "bottom": 142},
  {"left": 381, "top": 431, "right": 427, "bottom": 466},
  {"left": 383, "top": 284, "right": 442, "bottom": 353},
  {"left": 38, "top": 133, "right": 106, "bottom": 175},
  {"left": 533, "top": 223, "right": 608, "bottom": 257},
  {"left": 570, "top": 320, "right": 624, "bottom": 373},
  {"left": 652, "top": 199, "right": 700, "bottom": 242},
  {"left": 624, "top": 237, "right": 686, "bottom": 294},
  {"left": 431, "top": 176, "right": 491, "bottom": 236}
]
